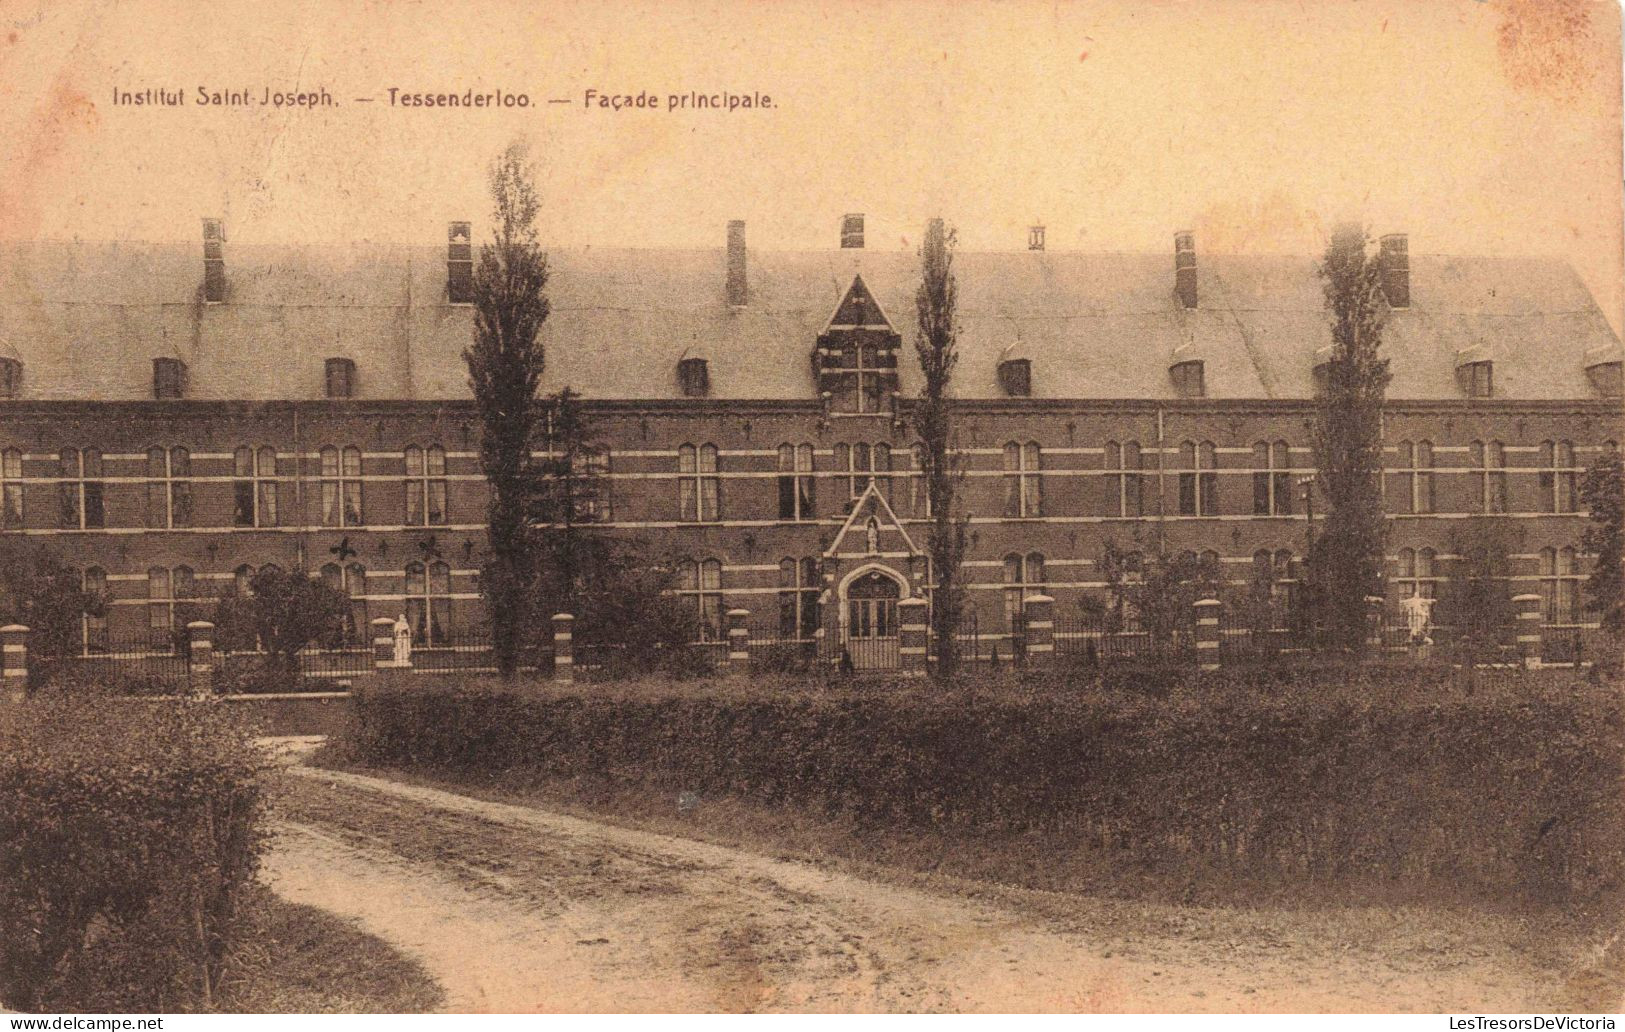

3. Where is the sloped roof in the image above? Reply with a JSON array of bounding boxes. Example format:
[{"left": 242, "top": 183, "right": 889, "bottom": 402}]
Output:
[{"left": 0, "top": 239, "right": 1616, "bottom": 402}]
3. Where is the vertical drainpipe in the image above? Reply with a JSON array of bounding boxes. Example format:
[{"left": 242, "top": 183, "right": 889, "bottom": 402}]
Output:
[{"left": 1155, "top": 405, "right": 1167, "bottom": 553}]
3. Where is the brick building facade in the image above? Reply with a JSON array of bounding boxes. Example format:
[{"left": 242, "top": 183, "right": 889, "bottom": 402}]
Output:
[{"left": 0, "top": 217, "right": 1619, "bottom": 665}]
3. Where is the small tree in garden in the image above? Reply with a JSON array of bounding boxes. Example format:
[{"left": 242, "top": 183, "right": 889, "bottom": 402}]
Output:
[
  {"left": 1098, "top": 540, "right": 1221, "bottom": 645},
  {"left": 1309, "top": 224, "right": 1392, "bottom": 651},
  {"left": 465, "top": 139, "right": 551, "bottom": 678},
  {"left": 532, "top": 386, "right": 608, "bottom": 605},
  {"left": 1444, "top": 519, "right": 1521, "bottom": 664},
  {"left": 213, "top": 567, "right": 349, "bottom": 674},
  {"left": 1580, "top": 450, "right": 1623, "bottom": 631},
  {"left": 912, "top": 217, "right": 969, "bottom": 678},
  {"left": 0, "top": 544, "right": 97, "bottom": 661}
]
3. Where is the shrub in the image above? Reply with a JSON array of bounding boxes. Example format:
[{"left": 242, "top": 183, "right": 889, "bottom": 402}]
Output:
[
  {"left": 344, "top": 669, "right": 1624, "bottom": 904},
  {"left": 0, "top": 694, "right": 269, "bottom": 1011}
]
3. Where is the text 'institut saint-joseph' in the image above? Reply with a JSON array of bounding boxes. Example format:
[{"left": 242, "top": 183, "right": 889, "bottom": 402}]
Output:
[{"left": 0, "top": 214, "right": 1619, "bottom": 665}]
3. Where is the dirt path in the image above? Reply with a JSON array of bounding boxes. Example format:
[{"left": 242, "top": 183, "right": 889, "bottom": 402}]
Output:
[{"left": 263, "top": 765, "right": 1581, "bottom": 1013}]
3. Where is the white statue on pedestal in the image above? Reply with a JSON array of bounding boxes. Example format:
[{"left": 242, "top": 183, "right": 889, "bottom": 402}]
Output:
[
  {"left": 1400, "top": 592, "right": 1435, "bottom": 647},
  {"left": 392, "top": 612, "right": 412, "bottom": 666}
]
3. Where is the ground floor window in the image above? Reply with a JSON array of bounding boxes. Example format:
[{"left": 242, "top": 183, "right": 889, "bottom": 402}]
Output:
[
  {"left": 405, "top": 560, "right": 452, "bottom": 645},
  {"left": 677, "top": 558, "right": 723, "bottom": 641},
  {"left": 778, "top": 557, "right": 820, "bottom": 640}
]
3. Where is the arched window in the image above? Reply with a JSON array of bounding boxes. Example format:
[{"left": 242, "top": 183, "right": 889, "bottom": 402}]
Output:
[
  {"left": 233, "top": 446, "right": 279, "bottom": 527},
  {"left": 404, "top": 445, "right": 447, "bottom": 526},
  {"left": 777, "top": 443, "right": 816, "bottom": 521},
  {"left": 1002, "top": 551, "right": 1046, "bottom": 632},
  {"left": 145, "top": 446, "right": 192, "bottom": 528},
  {"left": 56, "top": 448, "right": 104, "bottom": 530},
  {"left": 1, "top": 447, "right": 22, "bottom": 530},
  {"left": 1539, "top": 546, "right": 1581, "bottom": 624},
  {"left": 82, "top": 566, "right": 107, "bottom": 654},
  {"left": 1178, "top": 441, "right": 1218, "bottom": 516},
  {"left": 405, "top": 559, "right": 452, "bottom": 645},
  {"left": 1251, "top": 441, "right": 1293, "bottom": 516},
  {"left": 1395, "top": 547, "right": 1437, "bottom": 600},
  {"left": 777, "top": 557, "right": 820, "bottom": 640},
  {"left": 1539, "top": 441, "right": 1578, "bottom": 514},
  {"left": 322, "top": 561, "right": 369, "bottom": 643},
  {"left": 1003, "top": 441, "right": 1042, "bottom": 517},
  {"left": 1470, "top": 440, "right": 1508, "bottom": 513},
  {"left": 677, "top": 558, "right": 723, "bottom": 640},
  {"left": 678, "top": 444, "right": 720, "bottom": 522},
  {"left": 1105, "top": 440, "right": 1144, "bottom": 518},
  {"left": 834, "top": 442, "right": 891, "bottom": 501},
  {"left": 148, "top": 567, "right": 193, "bottom": 648},
  {"left": 320, "top": 445, "right": 364, "bottom": 527}
]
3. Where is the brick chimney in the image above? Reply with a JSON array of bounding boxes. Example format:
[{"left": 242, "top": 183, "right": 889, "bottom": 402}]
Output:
[
  {"left": 1379, "top": 233, "right": 1410, "bottom": 309},
  {"left": 1174, "top": 231, "right": 1197, "bottom": 309},
  {"left": 841, "top": 213, "right": 865, "bottom": 249},
  {"left": 726, "top": 219, "right": 747, "bottom": 306},
  {"left": 202, "top": 218, "right": 225, "bottom": 303}
]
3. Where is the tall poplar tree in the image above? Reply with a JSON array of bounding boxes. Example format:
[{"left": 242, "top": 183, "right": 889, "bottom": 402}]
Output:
[
  {"left": 464, "top": 141, "right": 550, "bottom": 677},
  {"left": 1310, "top": 224, "right": 1392, "bottom": 651},
  {"left": 913, "top": 218, "right": 968, "bottom": 678}
]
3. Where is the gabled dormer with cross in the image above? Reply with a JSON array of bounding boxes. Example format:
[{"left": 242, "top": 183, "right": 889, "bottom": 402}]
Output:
[{"left": 812, "top": 275, "right": 903, "bottom": 422}]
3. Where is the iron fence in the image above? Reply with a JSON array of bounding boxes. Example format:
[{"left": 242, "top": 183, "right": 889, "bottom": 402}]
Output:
[{"left": 42, "top": 639, "right": 192, "bottom": 693}]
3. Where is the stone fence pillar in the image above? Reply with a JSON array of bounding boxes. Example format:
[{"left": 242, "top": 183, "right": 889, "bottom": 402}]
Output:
[
  {"left": 2, "top": 624, "right": 28, "bottom": 702},
  {"left": 725, "top": 608, "right": 750, "bottom": 674},
  {"left": 372, "top": 617, "right": 397, "bottom": 672},
  {"left": 187, "top": 620, "right": 216, "bottom": 697},
  {"left": 898, "top": 598, "right": 929, "bottom": 676},
  {"left": 552, "top": 613, "right": 575, "bottom": 683},
  {"left": 1022, "top": 594, "right": 1055, "bottom": 666},
  {"left": 1193, "top": 598, "right": 1222, "bottom": 672},
  {"left": 1365, "top": 595, "right": 1386, "bottom": 652},
  {"left": 1512, "top": 594, "right": 1543, "bottom": 669}
]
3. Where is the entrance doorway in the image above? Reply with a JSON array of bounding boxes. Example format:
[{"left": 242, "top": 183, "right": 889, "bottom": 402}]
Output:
[{"left": 843, "top": 568, "right": 901, "bottom": 669}]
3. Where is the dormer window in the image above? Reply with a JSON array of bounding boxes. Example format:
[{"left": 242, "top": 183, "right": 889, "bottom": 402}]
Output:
[
  {"left": 840, "top": 213, "right": 865, "bottom": 249},
  {"left": 0, "top": 357, "right": 19, "bottom": 399},
  {"left": 1170, "top": 359, "right": 1205, "bottom": 399},
  {"left": 998, "top": 358, "right": 1032, "bottom": 397},
  {"left": 678, "top": 357, "right": 710, "bottom": 398},
  {"left": 1311, "top": 344, "right": 1336, "bottom": 394},
  {"left": 325, "top": 357, "right": 356, "bottom": 399},
  {"left": 153, "top": 358, "right": 187, "bottom": 400},
  {"left": 1459, "top": 360, "right": 1493, "bottom": 399},
  {"left": 1588, "top": 361, "right": 1623, "bottom": 399},
  {"left": 447, "top": 221, "right": 473, "bottom": 304}
]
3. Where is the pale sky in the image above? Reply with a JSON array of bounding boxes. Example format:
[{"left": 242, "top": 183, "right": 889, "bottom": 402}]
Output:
[{"left": 2, "top": 0, "right": 1621, "bottom": 333}]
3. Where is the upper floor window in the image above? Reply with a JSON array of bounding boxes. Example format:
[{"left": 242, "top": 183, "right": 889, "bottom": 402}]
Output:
[
  {"left": 1395, "top": 440, "right": 1436, "bottom": 515},
  {"left": 777, "top": 557, "right": 820, "bottom": 640},
  {"left": 1470, "top": 440, "right": 1507, "bottom": 514},
  {"left": 405, "top": 560, "right": 452, "bottom": 645},
  {"left": 404, "top": 445, "right": 447, "bottom": 526},
  {"left": 233, "top": 446, "right": 279, "bottom": 528},
  {"left": 678, "top": 443, "right": 720, "bottom": 522},
  {"left": 325, "top": 357, "right": 356, "bottom": 399},
  {"left": 145, "top": 446, "right": 192, "bottom": 529},
  {"left": 0, "top": 358, "right": 20, "bottom": 399},
  {"left": 1002, "top": 551, "right": 1046, "bottom": 632},
  {"left": 830, "top": 343, "right": 890, "bottom": 414},
  {"left": 1178, "top": 440, "right": 1218, "bottom": 517},
  {"left": 1003, "top": 441, "right": 1042, "bottom": 517},
  {"left": 1539, "top": 546, "right": 1581, "bottom": 624},
  {"left": 82, "top": 566, "right": 108, "bottom": 654},
  {"left": 676, "top": 558, "right": 723, "bottom": 641},
  {"left": 1251, "top": 441, "right": 1293, "bottom": 516},
  {"left": 1, "top": 448, "right": 22, "bottom": 530},
  {"left": 320, "top": 446, "right": 364, "bottom": 527},
  {"left": 834, "top": 442, "right": 891, "bottom": 502},
  {"left": 1105, "top": 440, "right": 1145, "bottom": 518},
  {"left": 1395, "top": 547, "right": 1438, "bottom": 600},
  {"left": 1539, "top": 440, "right": 1578, "bottom": 514},
  {"left": 59, "top": 448, "right": 104, "bottom": 530},
  {"left": 777, "top": 443, "right": 816, "bottom": 521}
]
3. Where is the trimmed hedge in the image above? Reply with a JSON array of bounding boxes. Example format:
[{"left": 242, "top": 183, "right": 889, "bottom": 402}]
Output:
[
  {"left": 347, "top": 669, "right": 1625, "bottom": 903},
  {"left": 0, "top": 695, "right": 269, "bottom": 1012}
]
